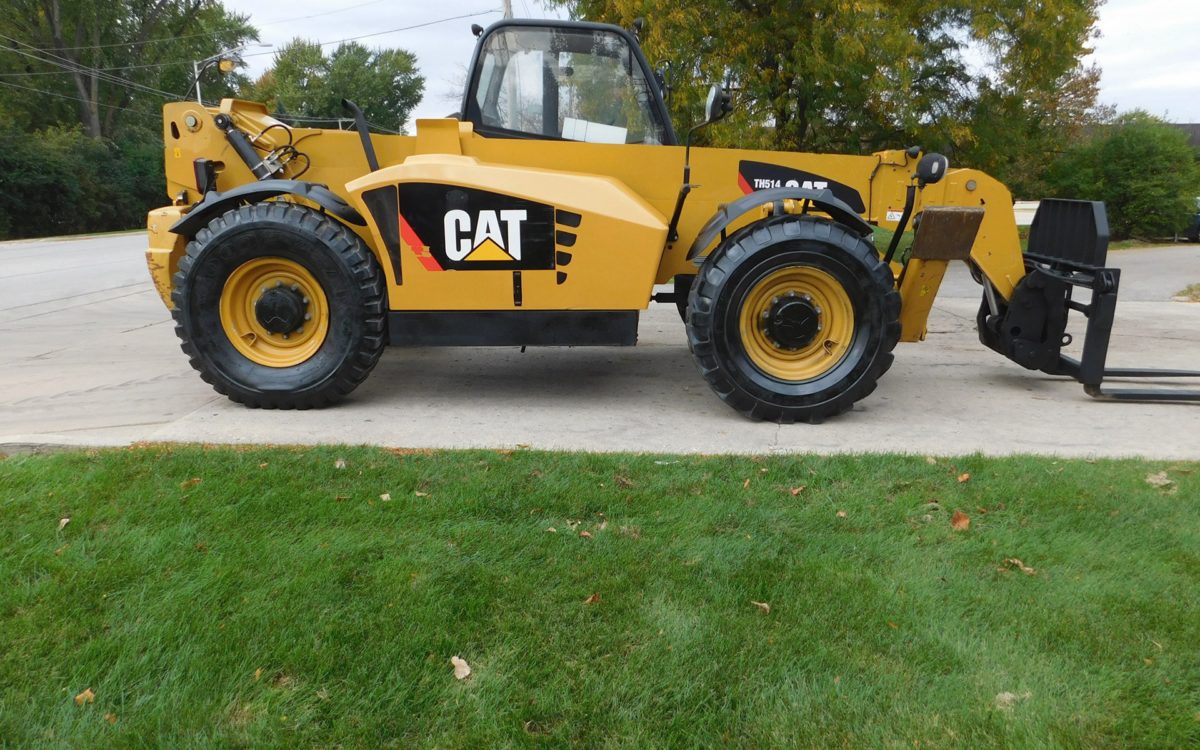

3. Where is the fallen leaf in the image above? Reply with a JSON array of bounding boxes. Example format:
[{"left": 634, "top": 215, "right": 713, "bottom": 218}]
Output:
[
  {"left": 743, "top": 478, "right": 751, "bottom": 489},
  {"left": 789, "top": 486, "right": 805, "bottom": 496},
  {"left": 759, "top": 467, "right": 768, "bottom": 474},
  {"left": 957, "top": 473, "right": 971, "bottom": 483},
  {"left": 751, "top": 600, "right": 770, "bottom": 613},
  {"left": 546, "top": 527, "right": 557, "bottom": 533},
  {"left": 598, "top": 520, "right": 608, "bottom": 531},
  {"left": 450, "top": 655, "right": 471, "bottom": 680},
  {"left": 1145, "top": 471, "right": 1175, "bottom": 490},
  {"left": 180, "top": 477, "right": 201, "bottom": 490},
  {"left": 414, "top": 490, "right": 428, "bottom": 497},
  {"left": 887, "top": 621, "right": 898, "bottom": 629},
  {"left": 583, "top": 592, "right": 601, "bottom": 605},
  {"left": 1003, "top": 558, "right": 1036, "bottom": 575},
  {"left": 254, "top": 668, "right": 263, "bottom": 681},
  {"left": 615, "top": 475, "right": 634, "bottom": 488},
  {"left": 951, "top": 510, "right": 971, "bottom": 531},
  {"left": 258, "top": 462, "right": 268, "bottom": 469},
  {"left": 524, "top": 720, "right": 548, "bottom": 735},
  {"left": 377, "top": 492, "right": 391, "bottom": 502},
  {"left": 925, "top": 456, "right": 938, "bottom": 465},
  {"left": 334, "top": 458, "right": 347, "bottom": 469},
  {"left": 654, "top": 460, "right": 679, "bottom": 465},
  {"left": 74, "top": 688, "right": 95, "bottom": 706},
  {"left": 57, "top": 517, "right": 70, "bottom": 531},
  {"left": 104, "top": 712, "right": 117, "bottom": 725},
  {"left": 836, "top": 510, "right": 847, "bottom": 518},
  {"left": 579, "top": 530, "right": 593, "bottom": 539},
  {"left": 54, "top": 544, "right": 68, "bottom": 556}
]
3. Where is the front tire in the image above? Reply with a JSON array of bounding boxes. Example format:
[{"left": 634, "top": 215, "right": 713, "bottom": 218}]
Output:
[
  {"left": 686, "top": 216, "right": 900, "bottom": 423},
  {"left": 171, "top": 202, "right": 386, "bottom": 409}
]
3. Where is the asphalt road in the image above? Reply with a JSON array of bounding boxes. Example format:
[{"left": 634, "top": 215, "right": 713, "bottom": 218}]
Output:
[{"left": 2, "top": 232, "right": 1198, "bottom": 458}]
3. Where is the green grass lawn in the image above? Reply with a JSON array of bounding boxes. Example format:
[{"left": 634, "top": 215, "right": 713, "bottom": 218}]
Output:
[{"left": 2, "top": 446, "right": 1198, "bottom": 748}]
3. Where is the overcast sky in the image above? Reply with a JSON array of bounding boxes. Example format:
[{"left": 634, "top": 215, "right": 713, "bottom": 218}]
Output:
[{"left": 223, "top": 0, "right": 1200, "bottom": 129}]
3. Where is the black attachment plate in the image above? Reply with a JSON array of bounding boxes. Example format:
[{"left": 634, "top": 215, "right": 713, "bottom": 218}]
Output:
[{"left": 1027, "top": 199, "right": 1109, "bottom": 267}]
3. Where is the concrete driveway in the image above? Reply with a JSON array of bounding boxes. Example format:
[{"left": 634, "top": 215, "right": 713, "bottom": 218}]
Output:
[{"left": 2, "top": 232, "right": 1198, "bottom": 458}]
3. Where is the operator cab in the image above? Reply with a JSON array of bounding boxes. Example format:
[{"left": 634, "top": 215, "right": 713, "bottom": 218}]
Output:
[{"left": 461, "top": 20, "right": 678, "bottom": 146}]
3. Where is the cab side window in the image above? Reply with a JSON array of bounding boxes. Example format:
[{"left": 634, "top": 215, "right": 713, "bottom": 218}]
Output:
[{"left": 472, "top": 26, "right": 667, "bottom": 145}]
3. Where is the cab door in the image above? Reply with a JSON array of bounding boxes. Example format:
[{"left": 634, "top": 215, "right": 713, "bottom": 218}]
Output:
[{"left": 462, "top": 21, "right": 677, "bottom": 147}]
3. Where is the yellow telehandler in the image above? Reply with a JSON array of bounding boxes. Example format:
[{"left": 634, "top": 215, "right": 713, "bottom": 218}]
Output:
[{"left": 145, "top": 18, "right": 1200, "bottom": 421}]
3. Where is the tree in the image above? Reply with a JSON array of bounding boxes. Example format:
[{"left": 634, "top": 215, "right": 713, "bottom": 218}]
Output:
[
  {"left": 1044, "top": 112, "right": 1200, "bottom": 240},
  {"left": 547, "top": 0, "right": 1106, "bottom": 188},
  {"left": 246, "top": 40, "right": 424, "bottom": 134},
  {"left": 965, "top": 63, "right": 1115, "bottom": 197},
  {"left": 0, "top": 0, "right": 257, "bottom": 139}
]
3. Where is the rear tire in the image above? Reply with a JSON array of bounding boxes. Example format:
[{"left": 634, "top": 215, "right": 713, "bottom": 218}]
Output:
[
  {"left": 171, "top": 202, "right": 386, "bottom": 409},
  {"left": 686, "top": 215, "right": 900, "bottom": 423}
]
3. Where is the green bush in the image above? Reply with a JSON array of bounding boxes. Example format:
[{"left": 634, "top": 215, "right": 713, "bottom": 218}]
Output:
[
  {"left": 1044, "top": 112, "right": 1200, "bottom": 240},
  {"left": 0, "top": 127, "right": 165, "bottom": 240}
]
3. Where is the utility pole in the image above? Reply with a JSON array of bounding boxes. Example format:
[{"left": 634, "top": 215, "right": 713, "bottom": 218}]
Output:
[{"left": 502, "top": 0, "right": 512, "bottom": 18}]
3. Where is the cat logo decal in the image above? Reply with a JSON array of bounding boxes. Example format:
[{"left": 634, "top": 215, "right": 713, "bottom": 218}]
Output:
[
  {"left": 361, "top": 183, "right": 580, "bottom": 284},
  {"left": 443, "top": 209, "right": 528, "bottom": 262}
]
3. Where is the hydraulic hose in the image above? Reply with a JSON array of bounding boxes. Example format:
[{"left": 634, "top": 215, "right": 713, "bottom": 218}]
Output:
[
  {"left": 884, "top": 184, "right": 917, "bottom": 264},
  {"left": 213, "top": 113, "right": 278, "bottom": 180}
]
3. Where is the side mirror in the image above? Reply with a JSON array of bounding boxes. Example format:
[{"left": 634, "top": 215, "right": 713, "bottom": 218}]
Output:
[
  {"left": 704, "top": 83, "right": 732, "bottom": 124},
  {"left": 916, "top": 153, "right": 949, "bottom": 187}
]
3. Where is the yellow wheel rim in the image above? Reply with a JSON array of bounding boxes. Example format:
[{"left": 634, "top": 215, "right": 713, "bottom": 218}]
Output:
[
  {"left": 737, "top": 266, "right": 855, "bottom": 381},
  {"left": 219, "top": 257, "right": 329, "bottom": 368}
]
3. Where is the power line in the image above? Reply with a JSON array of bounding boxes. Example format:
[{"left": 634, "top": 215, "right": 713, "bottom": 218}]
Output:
[
  {"left": 257, "top": 0, "right": 398, "bottom": 27},
  {"left": 0, "top": 57, "right": 193, "bottom": 77},
  {"left": 7, "top": 6, "right": 499, "bottom": 55},
  {"left": 20, "top": 29, "right": 227, "bottom": 53},
  {"left": 240, "top": 8, "right": 502, "bottom": 57},
  {"left": 0, "top": 34, "right": 179, "bottom": 99},
  {"left": 0, "top": 79, "right": 157, "bottom": 119},
  {"left": 0, "top": 7, "right": 500, "bottom": 90},
  {"left": 0, "top": 8, "right": 502, "bottom": 108}
]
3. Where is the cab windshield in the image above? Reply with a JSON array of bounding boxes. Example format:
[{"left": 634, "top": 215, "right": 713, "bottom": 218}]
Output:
[{"left": 471, "top": 26, "right": 668, "bottom": 145}]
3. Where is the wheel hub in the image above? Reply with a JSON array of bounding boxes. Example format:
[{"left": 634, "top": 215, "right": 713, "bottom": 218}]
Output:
[
  {"left": 762, "top": 293, "right": 821, "bottom": 350},
  {"left": 254, "top": 284, "right": 307, "bottom": 335}
]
